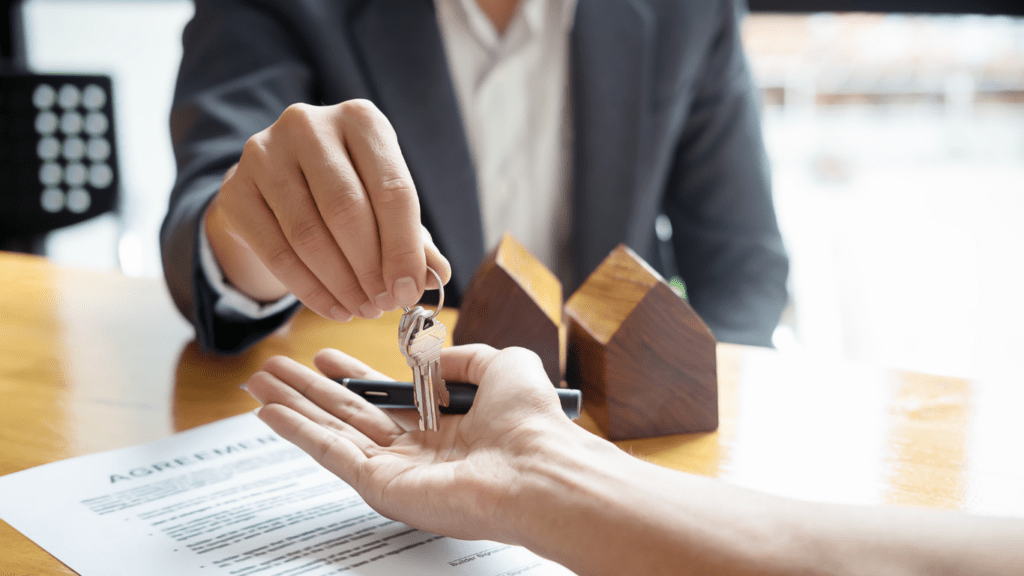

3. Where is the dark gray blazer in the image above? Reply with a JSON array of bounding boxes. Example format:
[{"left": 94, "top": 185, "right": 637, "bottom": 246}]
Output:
[{"left": 162, "top": 0, "right": 789, "bottom": 355}]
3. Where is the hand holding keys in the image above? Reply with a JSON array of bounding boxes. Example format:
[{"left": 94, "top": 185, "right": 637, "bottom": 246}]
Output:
[{"left": 398, "top": 267, "right": 449, "bottom": 431}]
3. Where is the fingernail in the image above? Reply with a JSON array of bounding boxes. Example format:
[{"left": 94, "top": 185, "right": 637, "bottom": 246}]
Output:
[
  {"left": 239, "top": 383, "right": 248, "bottom": 392},
  {"left": 331, "top": 305, "right": 353, "bottom": 322},
  {"left": 253, "top": 407, "right": 262, "bottom": 416},
  {"left": 393, "top": 277, "right": 419, "bottom": 308},
  {"left": 375, "top": 291, "right": 397, "bottom": 311},
  {"left": 359, "top": 302, "right": 383, "bottom": 320}
]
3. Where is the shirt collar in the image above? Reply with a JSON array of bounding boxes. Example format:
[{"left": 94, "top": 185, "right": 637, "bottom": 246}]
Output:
[
  {"left": 452, "top": 0, "right": 579, "bottom": 49},
  {"left": 522, "top": 0, "right": 580, "bottom": 35}
]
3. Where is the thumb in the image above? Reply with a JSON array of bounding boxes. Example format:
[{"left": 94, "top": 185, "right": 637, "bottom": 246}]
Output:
[{"left": 439, "top": 344, "right": 501, "bottom": 384}]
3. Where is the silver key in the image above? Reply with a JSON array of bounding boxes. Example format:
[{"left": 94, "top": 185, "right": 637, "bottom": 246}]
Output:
[{"left": 400, "top": 307, "right": 449, "bottom": 431}]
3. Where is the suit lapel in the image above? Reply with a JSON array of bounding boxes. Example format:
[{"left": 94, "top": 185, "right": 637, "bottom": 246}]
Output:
[
  {"left": 349, "top": 0, "right": 654, "bottom": 295},
  {"left": 351, "top": 0, "right": 484, "bottom": 297},
  {"left": 569, "top": 0, "right": 654, "bottom": 290}
]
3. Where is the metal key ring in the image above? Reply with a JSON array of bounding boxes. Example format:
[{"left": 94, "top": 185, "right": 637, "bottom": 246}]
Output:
[{"left": 402, "top": 266, "right": 444, "bottom": 320}]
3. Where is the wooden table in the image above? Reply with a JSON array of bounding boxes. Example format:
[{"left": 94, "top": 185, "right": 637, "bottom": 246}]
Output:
[{"left": 2, "top": 252, "right": 1023, "bottom": 574}]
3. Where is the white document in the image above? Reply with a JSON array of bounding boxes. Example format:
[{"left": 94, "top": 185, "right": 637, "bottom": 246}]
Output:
[{"left": 0, "top": 413, "right": 575, "bottom": 576}]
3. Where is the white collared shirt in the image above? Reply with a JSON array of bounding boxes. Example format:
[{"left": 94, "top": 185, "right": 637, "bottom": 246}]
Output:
[
  {"left": 435, "top": 0, "right": 576, "bottom": 282},
  {"left": 201, "top": 0, "right": 577, "bottom": 317}
]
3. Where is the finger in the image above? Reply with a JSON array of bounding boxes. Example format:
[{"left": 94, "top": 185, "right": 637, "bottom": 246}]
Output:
[
  {"left": 250, "top": 128, "right": 379, "bottom": 319},
  {"left": 247, "top": 369, "right": 381, "bottom": 453},
  {"left": 313, "top": 348, "right": 393, "bottom": 382},
  {"left": 266, "top": 174, "right": 380, "bottom": 320},
  {"left": 312, "top": 349, "right": 426, "bottom": 433},
  {"left": 221, "top": 166, "right": 349, "bottom": 321},
  {"left": 421, "top": 226, "right": 451, "bottom": 291},
  {"left": 255, "top": 356, "right": 404, "bottom": 447},
  {"left": 298, "top": 114, "right": 389, "bottom": 314},
  {"left": 256, "top": 403, "right": 367, "bottom": 489},
  {"left": 337, "top": 100, "right": 424, "bottom": 308}
]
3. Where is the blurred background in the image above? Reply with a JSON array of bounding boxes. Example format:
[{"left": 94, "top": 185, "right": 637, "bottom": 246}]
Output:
[{"left": 5, "top": 1, "right": 1024, "bottom": 382}]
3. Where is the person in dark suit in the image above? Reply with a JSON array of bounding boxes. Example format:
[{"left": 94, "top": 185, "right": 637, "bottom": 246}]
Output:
[{"left": 161, "top": 0, "right": 789, "bottom": 356}]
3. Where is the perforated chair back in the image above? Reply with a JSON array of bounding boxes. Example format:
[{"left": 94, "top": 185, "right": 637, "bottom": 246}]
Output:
[{"left": 0, "top": 73, "right": 119, "bottom": 244}]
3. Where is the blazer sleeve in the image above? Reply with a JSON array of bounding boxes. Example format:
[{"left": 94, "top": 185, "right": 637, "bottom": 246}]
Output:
[
  {"left": 662, "top": 0, "right": 789, "bottom": 348},
  {"left": 160, "top": 0, "right": 311, "bottom": 355}
]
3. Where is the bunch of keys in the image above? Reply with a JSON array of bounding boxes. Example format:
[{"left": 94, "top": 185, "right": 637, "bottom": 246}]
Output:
[{"left": 398, "top": 266, "right": 450, "bottom": 431}]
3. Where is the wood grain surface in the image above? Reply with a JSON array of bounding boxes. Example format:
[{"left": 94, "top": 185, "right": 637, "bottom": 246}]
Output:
[
  {"left": 3, "top": 252, "right": 1024, "bottom": 574},
  {"left": 453, "top": 234, "right": 566, "bottom": 386},
  {"left": 565, "top": 245, "right": 718, "bottom": 439}
]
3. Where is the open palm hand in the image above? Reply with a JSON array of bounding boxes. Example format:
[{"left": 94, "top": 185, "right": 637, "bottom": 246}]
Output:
[{"left": 245, "top": 344, "right": 573, "bottom": 544}]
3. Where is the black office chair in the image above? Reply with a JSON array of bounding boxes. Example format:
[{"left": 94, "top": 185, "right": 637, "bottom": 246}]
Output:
[{"left": 0, "top": 0, "right": 120, "bottom": 254}]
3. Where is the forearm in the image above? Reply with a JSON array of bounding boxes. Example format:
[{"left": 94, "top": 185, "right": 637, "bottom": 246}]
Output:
[
  {"left": 508, "top": 426, "right": 1024, "bottom": 576},
  {"left": 800, "top": 503, "right": 1024, "bottom": 575},
  {"left": 509, "top": 427, "right": 792, "bottom": 576}
]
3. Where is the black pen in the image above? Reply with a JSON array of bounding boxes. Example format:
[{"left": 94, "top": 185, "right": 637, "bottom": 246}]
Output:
[{"left": 337, "top": 379, "right": 582, "bottom": 420}]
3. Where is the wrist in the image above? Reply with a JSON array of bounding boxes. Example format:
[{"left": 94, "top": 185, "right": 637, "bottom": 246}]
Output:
[
  {"left": 501, "top": 423, "right": 798, "bottom": 576},
  {"left": 501, "top": 421, "right": 634, "bottom": 558}
]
